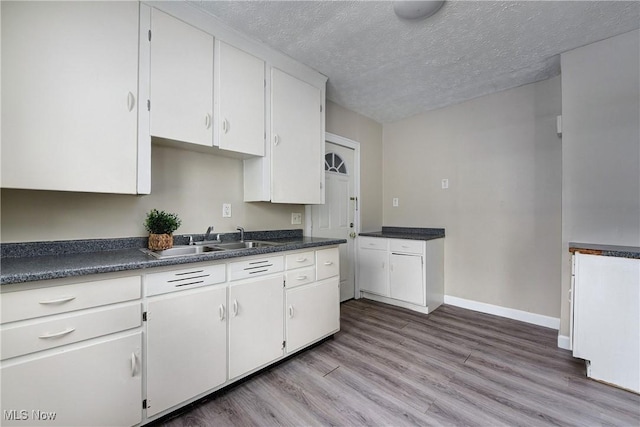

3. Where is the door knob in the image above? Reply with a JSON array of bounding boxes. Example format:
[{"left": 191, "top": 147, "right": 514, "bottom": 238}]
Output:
[{"left": 349, "top": 232, "right": 357, "bottom": 239}]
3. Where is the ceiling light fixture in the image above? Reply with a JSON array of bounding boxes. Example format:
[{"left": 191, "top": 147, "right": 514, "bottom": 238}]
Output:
[{"left": 393, "top": 1, "right": 445, "bottom": 20}]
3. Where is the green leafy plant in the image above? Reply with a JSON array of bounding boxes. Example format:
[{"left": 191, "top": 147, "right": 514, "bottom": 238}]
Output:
[{"left": 144, "top": 209, "right": 182, "bottom": 235}]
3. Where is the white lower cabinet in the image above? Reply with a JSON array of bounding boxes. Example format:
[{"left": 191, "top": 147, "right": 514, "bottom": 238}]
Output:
[
  {"left": 228, "top": 274, "right": 284, "bottom": 380},
  {"left": 145, "top": 285, "right": 227, "bottom": 417},
  {"left": 1, "top": 332, "right": 142, "bottom": 427},
  {"left": 358, "top": 236, "right": 444, "bottom": 314},
  {"left": 286, "top": 277, "right": 340, "bottom": 354}
]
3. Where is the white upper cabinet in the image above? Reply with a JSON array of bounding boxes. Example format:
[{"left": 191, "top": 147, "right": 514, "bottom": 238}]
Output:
[
  {"left": 270, "top": 68, "right": 324, "bottom": 204},
  {"left": 1, "top": 1, "right": 143, "bottom": 194},
  {"left": 149, "top": 8, "right": 214, "bottom": 147},
  {"left": 214, "top": 41, "right": 265, "bottom": 156}
]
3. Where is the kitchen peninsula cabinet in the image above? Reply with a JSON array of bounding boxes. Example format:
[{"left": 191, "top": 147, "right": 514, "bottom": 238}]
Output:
[
  {"left": 149, "top": 8, "right": 214, "bottom": 147},
  {"left": 1, "top": 1, "right": 144, "bottom": 194},
  {"left": 571, "top": 248, "right": 640, "bottom": 393},
  {"left": 214, "top": 41, "right": 265, "bottom": 156},
  {"left": 357, "top": 231, "right": 444, "bottom": 314}
]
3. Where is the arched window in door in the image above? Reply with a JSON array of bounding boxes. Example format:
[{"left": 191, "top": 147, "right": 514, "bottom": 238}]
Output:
[{"left": 325, "top": 152, "right": 348, "bottom": 174}]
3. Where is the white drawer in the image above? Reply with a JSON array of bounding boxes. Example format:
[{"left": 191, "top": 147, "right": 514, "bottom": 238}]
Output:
[
  {"left": 285, "top": 266, "right": 316, "bottom": 289},
  {"left": 1, "top": 276, "right": 141, "bottom": 324},
  {"left": 229, "top": 256, "right": 284, "bottom": 281},
  {"left": 145, "top": 264, "right": 225, "bottom": 297},
  {"left": 389, "top": 239, "right": 425, "bottom": 255},
  {"left": 316, "top": 247, "right": 340, "bottom": 281},
  {"left": 285, "top": 251, "right": 315, "bottom": 270},
  {"left": 1, "top": 302, "right": 141, "bottom": 360},
  {"left": 359, "top": 237, "right": 388, "bottom": 250}
]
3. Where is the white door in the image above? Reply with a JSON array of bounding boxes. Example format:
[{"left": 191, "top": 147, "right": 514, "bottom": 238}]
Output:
[
  {"left": 389, "top": 253, "right": 424, "bottom": 305},
  {"left": 285, "top": 277, "right": 340, "bottom": 354},
  {"left": 311, "top": 141, "right": 357, "bottom": 301},
  {"left": 146, "top": 286, "right": 227, "bottom": 417},
  {"left": 215, "top": 40, "right": 265, "bottom": 156},
  {"left": 149, "top": 8, "right": 214, "bottom": 147},
  {"left": 271, "top": 68, "right": 323, "bottom": 204},
  {"left": 228, "top": 275, "right": 284, "bottom": 380}
]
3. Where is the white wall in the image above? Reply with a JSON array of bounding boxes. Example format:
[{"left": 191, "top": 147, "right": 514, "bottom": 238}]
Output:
[
  {"left": 326, "top": 100, "right": 383, "bottom": 232},
  {"left": 559, "top": 30, "right": 640, "bottom": 336},
  {"left": 1, "top": 145, "right": 303, "bottom": 242},
  {"left": 383, "top": 76, "right": 562, "bottom": 318}
]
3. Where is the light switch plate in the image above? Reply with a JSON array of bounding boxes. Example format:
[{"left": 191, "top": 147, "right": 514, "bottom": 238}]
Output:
[
  {"left": 222, "top": 203, "right": 232, "bottom": 218},
  {"left": 441, "top": 179, "right": 449, "bottom": 189},
  {"left": 291, "top": 212, "right": 302, "bottom": 225},
  {"left": 392, "top": 198, "right": 399, "bottom": 207}
]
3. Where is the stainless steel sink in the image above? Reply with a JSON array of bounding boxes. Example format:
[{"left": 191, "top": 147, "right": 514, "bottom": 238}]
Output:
[
  {"left": 214, "top": 240, "right": 280, "bottom": 250},
  {"left": 141, "top": 244, "right": 225, "bottom": 259},
  {"left": 141, "top": 240, "right": 282, "bottom": 259}
]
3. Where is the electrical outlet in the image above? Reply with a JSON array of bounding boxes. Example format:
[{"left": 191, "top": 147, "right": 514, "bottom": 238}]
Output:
[
  {"left": 392, "top": 198, "right": 399, "bottom": 207},
  {"left": 291, "top": 212, "right": 302, "bottom": 225},
  {"left": 222, "top": 203, "right": 232, "bottom": 218}
]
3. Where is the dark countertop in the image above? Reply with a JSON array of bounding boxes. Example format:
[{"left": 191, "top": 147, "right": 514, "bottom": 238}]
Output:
[
  {"left": 569, "top": 242, "right": 640, "bottom": 259},
  {"left": 360, "top": 226, "right": 445, "bottom": 241},
  {"left": 1, "top": 230, "right": 346, "bottom": 285}
]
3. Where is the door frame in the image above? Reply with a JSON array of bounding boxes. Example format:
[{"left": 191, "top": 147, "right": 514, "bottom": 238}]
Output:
[{"left": 305, "top": 131, "right": 361, "bottom": 299}]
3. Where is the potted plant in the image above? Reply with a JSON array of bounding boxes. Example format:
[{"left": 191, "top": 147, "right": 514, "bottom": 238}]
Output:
[{"left": 144, "top": 209, "right": 182, "bottom": 251}]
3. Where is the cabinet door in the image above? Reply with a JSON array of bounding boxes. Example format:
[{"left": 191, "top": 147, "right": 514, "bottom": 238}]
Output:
[
  {"left": 1, "top": 1, "right": 139, "bottom": 194},
  {"left": 228, "top": 275, "right": 284, "bottom": 379},
  {"left": 1, "top": 332, "right": 142, "bottom": 427},
  {"left": 146, "top": 286, "right": 227, "bottom": 417},
  {"left": 286, "top": 278, "right": 339, "bottom": 354},
  {"left": 149, "top": 8, "right": 213, "bottom": 146},
  {"left": 389, "top": 253, "right": 425, "bottom": 305},
  {"left": 271, "top": 68, "right": 323, "bottom": 204},
  {"left": 358, "top": 249, "right": 389, "bottom": 296},
  {"left": 215, "top": 41, "right": 265, "bottom": 156}
]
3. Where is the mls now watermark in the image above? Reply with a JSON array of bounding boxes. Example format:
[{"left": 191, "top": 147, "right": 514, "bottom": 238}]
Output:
[{"left": 4, "top": 410, "right": 57, "bottom": 421}]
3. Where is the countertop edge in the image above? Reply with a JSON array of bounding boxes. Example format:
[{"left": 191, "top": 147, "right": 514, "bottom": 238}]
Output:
[
  {"left": 1, "top": 238, "right": 346, "bottom": 286},
  {"left": 569, "top": 242, "right": 640, "bottom": 260}
]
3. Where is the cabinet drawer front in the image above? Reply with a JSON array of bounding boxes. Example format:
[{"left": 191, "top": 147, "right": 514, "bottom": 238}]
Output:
[
  {"left": 229, "top": 256, "right": 284, "bottom": 281},
  {"left": 145, "top": 264, "right": 225, "bottom": 296},
  {"left": 1, "top": 303, "right": 141, "bottom": 360},
  {"left": 285, "top": 266, "right": 316, "bottom": 288},
  {"left": 285, "top": 251, "right": 315, "bottom": 270},
  {"left": 1, "top": 276, "right": 141, "bottom": 324},
  {"left": 389, "top": 239, "right": 425, "bottom": 254},
  {"left": 359, "top": 237, "right": 388, "bottom": 250},
  {"left": 316, "top": 247, "right": 340, "bottom": 281}
]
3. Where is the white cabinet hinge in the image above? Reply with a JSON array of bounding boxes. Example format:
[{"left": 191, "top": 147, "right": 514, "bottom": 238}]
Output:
[
  {"left": 320, "top": 104, "right": 323, "bottom": 112},
  {"left": 148, "top": 30, "right": 151, "bottom": 42},
  {"left": 282, "top": 340, "right": 286, "bottom": 350},
  {"left": 142, "top": 312, "right": 148, "bottom": 321},
  {"left": 147, "top": 100, "right": 150, "bottom": 111}
]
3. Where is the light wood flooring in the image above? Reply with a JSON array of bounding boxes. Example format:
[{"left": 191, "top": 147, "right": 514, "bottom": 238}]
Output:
[{"left": 159, "top": 299, "right": 640, "bottom": 426}]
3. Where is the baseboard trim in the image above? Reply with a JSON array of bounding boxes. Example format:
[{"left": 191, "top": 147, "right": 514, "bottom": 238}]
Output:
[
  {"left": 557, "top": 334, "right": 571, "bottom": 351},
  {"left": 444, "top": 295, "right": 560, "bottom": 330}
]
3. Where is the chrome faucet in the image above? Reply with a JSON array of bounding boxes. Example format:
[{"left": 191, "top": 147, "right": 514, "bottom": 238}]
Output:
[
  {"left": 237, "top": 226, "right": 245, "bottom": 242},
  {"left": 204, "top": 225, "right": 215, "bottom": 241}
]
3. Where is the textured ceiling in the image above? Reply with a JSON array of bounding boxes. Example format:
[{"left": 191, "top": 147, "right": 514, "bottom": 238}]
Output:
[{"left": 189, "top": 1, "right": 640, "bottom": 123}]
